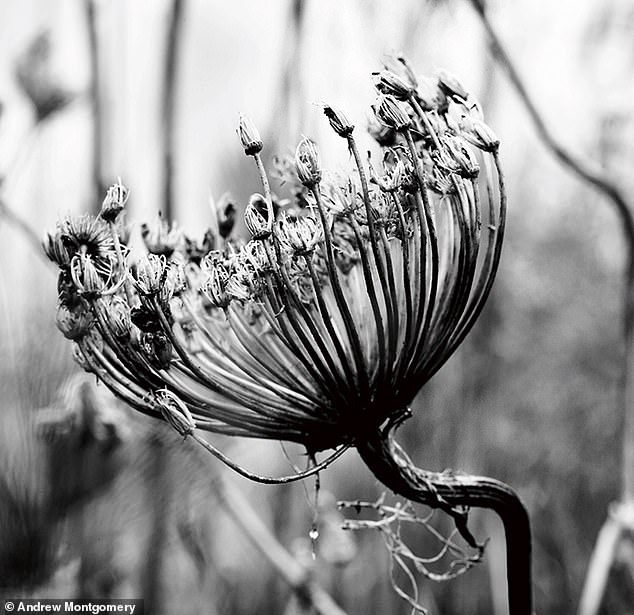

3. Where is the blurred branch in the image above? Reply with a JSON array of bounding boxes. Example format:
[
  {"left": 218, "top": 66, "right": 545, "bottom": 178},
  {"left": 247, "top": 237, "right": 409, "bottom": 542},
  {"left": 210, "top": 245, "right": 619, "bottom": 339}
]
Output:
[
  {"left": 214, "top": 476, "right": 348, "bottom": 615},
  {"left": 468, "top": 1, "right": 634, "bottom": 612},
  {"left": 83, "top": 0, "right": 106, "bottom": 208},
  {"left": 161, "top": 0, "right": 185, "bottom": 219}
]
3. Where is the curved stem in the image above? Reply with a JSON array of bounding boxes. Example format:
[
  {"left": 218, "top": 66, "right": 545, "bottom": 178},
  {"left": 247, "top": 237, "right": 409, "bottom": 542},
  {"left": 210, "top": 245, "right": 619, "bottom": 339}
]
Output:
[{"left": 356, "top": 431, "right": 532, "bottom": 615}]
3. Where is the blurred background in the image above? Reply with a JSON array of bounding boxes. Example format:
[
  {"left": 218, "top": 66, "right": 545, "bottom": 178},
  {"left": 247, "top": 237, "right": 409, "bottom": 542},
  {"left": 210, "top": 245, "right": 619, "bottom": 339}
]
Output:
[{"left": 1, "top": 0, "right": 633, "bottom": 613}]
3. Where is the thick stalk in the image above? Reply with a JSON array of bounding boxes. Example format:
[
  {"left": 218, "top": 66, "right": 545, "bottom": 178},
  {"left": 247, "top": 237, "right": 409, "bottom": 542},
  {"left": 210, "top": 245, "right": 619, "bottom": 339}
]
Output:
[{"left": 356, "top": 431, "right": 532, "bottom": 615}]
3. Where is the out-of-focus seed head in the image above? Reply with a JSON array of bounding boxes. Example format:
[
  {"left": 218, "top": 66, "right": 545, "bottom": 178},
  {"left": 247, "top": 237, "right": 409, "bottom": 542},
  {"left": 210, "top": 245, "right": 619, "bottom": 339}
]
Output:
[
  {"left": 216, "top": 194, "right": 237, "bottom": 239},
  {"left": 141, "top": 216, "right": 182, "bottom": 257},
  {"left": 201, "top": 263, "right": 231, "bottom": 309},
  {"left": 373, "top": 94, "right": 411, "bottom": 132},
  {"left": 459, "top": 115, "right": 500, "bottom": 153},
  {"left": 295, "top": 138, "right": 322, "bottom": 187},
  {"left": 15, "top": 31, "right": 72, "bottom": 122},
  {"left": 238, "top": 113, "right": 263, "bottom": 156},
  {"left": 381, "top": 54, "right": 418, "bottom": 90},
  {"left": 368, "top": 115, "right": 397, "bottom": 147},
  {"left": 43, "top": 230, "right": 71, "bottom": 267},
  {"left": 373, "top": 70, "right": 414, "bottom": 101},
  {"left": 100, "top": 179, "right": 129, "bottom": 223},
  {"left": 56, "top": 300, "right": 93, "bottom": 340},
  {"left": 278, "top": 213, "right": 323, "bottom": 256},
  {"left": 437, "top": 69, "right": 469, "bottom": 101},
  {"left": 154, "top": 389, "right": 196, "bottom": 438},
  {"left": 131, "top": 254, "right": 167, "bottom": 296},
  {"left": 244, "top": 193, "right": 274, "bottom": 239},
  {"left": 323, "top": 104, "right": 354, "bottom": 137}
]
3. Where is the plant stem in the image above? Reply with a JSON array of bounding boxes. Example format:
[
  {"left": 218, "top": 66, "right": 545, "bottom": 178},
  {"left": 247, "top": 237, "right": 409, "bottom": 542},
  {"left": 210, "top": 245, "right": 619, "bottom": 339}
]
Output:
[
  {"left": 356, "top": 431, "right": 532, "bottom": 615},
  {"left": 162, "top": 0, "right": 185, "bottom": 219}
]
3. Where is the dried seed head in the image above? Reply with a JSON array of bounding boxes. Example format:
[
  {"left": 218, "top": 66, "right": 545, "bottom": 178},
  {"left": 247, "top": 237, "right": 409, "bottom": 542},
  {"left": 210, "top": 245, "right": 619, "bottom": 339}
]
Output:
[
  {"left": 437, "top": 69, "right": 469, "bottom": 101},
  {"left": 154, "top": 389, "right": 196, "bottom": 438},
  {"left": 131, "top": 254, "right": 167, "bottom": 296},
  {"left": 238, "top": 113, "right": 263, "bottom": 156},
  {"left": 323, "top": 104, "right": 354, "bottom": 137},
  {"left": 295, "top": 138, "right": 322, "bottom": 187},
  {"left": 43, "top": 230, "right": 71, "bottom": 267},
  {"left": 373, "top": 94, "right": 411, "bottom": 132},
  {"left": 244, "top": 193, "right": 274, "bottom": 239},
  {"left": 381, "top": 54, "right": 418, "bottom": 90},
  {"left": 56, "top": 300, "right": 93, "bottom": 340},
  {"left": 100, "top": 179, "right": 129, "bottom": 223},
  {"left": 373, "top": 70, "right": 414, "bottom": 100}
]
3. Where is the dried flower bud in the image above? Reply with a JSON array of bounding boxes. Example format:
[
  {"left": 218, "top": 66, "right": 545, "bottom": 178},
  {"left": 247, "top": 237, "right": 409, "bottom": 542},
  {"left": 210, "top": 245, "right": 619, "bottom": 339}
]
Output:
[
  {"left": 238, "top": 113, "right": 263, "bottom": 156},
  {"left": 43, "top": 230, "right": 71, "bottom": 267},
  {"left": 295, "top": 138, "right": 322, "bottom": 187},
  {"left": 56, "top": 301, "right": 93, "bottom": 340},
  {"left": 381, "top": 54, "right": 418, "bottom": 90},
  {"left": 278, "top": 213, "right": 323, "bottom": 255},
  {"left": 373, "top": 94, "right": 411, "bottom": 132},
  {"left": 373, "top": 70, "right": 414, "bottom": 100},
  {"left": 100, "top": 179, "right": 129, "bottom": 223},
  {"left": 141, "top": 216, "right": 181, "bottom": 257},
  {"left": 201, "top": 263, "right": 231, "bottom": 308},
  {"left": 131, "top": 254, "right": 167, "bottom": 295},
  {"left": 437, "top": 69, "right": 469, "bottom": 101},
  {"left": 154, "top": 389, "right": 196, "bottom": 438},
  {"left": 459, "top": 116, "right": 499, "bottom": 152},
  {"left": 244, "top": 193, "right": 274, "bottom": 239},
  {"left": 323, "top": 104, "right": 354, "bottom": 137}
]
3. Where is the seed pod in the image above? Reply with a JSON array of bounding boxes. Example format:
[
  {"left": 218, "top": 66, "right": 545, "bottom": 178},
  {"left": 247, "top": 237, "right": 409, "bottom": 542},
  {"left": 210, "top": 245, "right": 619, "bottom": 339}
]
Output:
[
  {"left": 201, "top": 263, "right": 231, "bottom": 309},
  {"left": 131, "top": 254, "right": 167, "bottom": 296},
  {"left": 323, "top": 104, "right": 354, "bottom": 137},
  {"left": 154, "top": 389, "right": 196, "bottom": 438},
  {"left": 295, "top": 138, "right": 322, "bottom": 187},
  {"left": 374, "top": 94, "right": 411, "bottom": 132},
  {"left": 238, "top": 113, "right": 263, "bottom": 156},
  {"left": 373, "top": 70, "right": 414, "bottom": 101},
  {"left": 100, "top": 179, "right": 129, "bottom": 222},
  {"left": 244, "top": 193, "right": 274, "bottom": 239},
  {"left": 105, "top": 296, "right": 132, "bottom": 340},
  {"left": 56, "top": 301, "right": 93, "bottom": 340},
  {"left": 278, "top": 213, "right": 323, "bottom": 256},
  {"left": 70, "top": 254, "right": 105, "bottom": 297},
  {"left": 459, "top": 115, "right": 500, "bottom": 153},
  {"left": 437, "top": 69, "right": 469, "bottom": 101}
]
